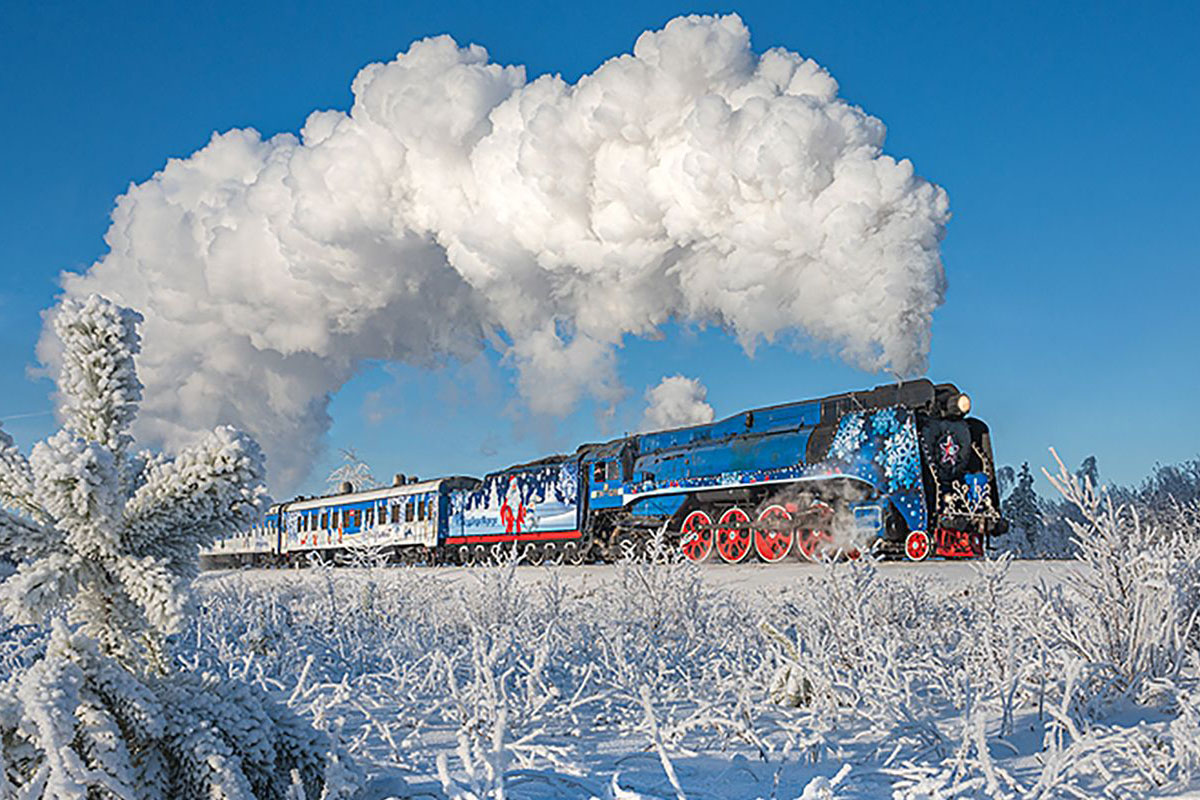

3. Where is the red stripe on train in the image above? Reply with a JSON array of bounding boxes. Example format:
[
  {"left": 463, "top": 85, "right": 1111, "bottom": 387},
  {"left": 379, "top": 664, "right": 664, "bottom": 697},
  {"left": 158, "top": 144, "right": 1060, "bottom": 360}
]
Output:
[{"left": 444, "top": 530, "right": 582, "bottom": 545}]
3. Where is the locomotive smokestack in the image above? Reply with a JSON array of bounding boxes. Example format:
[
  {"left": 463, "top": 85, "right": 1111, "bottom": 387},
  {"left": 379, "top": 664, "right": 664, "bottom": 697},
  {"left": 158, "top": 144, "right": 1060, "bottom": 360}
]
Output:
[
  {"left": 340, "top": 481, "right": 354, "bottom": 494},
  {"left": 393, "top": 473, "right": 406, "bottom": 486}
]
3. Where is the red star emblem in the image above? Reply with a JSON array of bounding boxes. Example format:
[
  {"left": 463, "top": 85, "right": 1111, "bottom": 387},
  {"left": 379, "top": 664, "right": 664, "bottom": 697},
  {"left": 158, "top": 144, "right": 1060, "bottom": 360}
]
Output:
[{"left": 940, "top": 434, "right": 959, "bottom": 464}]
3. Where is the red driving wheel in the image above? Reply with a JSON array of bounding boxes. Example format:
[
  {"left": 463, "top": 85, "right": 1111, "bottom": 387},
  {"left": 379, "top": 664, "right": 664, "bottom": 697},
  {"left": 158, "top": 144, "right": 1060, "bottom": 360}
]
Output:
[
  {"left": 794, "top": 500, "right": 834, "bottom": 562},
  {"left": 680, "top": 510, "right": 714, "bottom": 563},
  {"left": 715, "top": 507, "right": 753, "bottom": 563},
  {"left": 754, "top": 505, "right": 793, "bottom": 563}
]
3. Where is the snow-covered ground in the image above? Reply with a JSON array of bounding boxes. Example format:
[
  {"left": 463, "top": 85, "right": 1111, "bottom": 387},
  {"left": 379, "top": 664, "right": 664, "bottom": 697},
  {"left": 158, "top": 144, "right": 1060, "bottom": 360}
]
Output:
[{"left": 192, "top": 553, "right": 1200, "bottom": 800}]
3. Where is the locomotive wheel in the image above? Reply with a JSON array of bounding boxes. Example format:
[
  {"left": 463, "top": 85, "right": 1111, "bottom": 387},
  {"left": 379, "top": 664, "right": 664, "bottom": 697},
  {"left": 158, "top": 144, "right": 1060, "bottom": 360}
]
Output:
[
  {"left": 523, "top": 543, "right": 544, "bottom": 566},
  {"left": 563, "top": 540, "right": 586, "bottom": 566},
  {"left": 905, "top": 530, "right": 931, "bottom": 562},
  {"left": 680, "top": 510, "right": 714, "bottom": 563},
  {"left": 471, "top": 544, "right": 488, "bottom": 565},
  {"left": 753, "top": 505, "right": 793, "bottom": 563},
  {"left": 794, "top": 500, "right": 835, "bottom": 562},
  {"left": 612, "top": 530, "right": 643, "bottom": 561},
  {"left": 541, "top": 541, "right": 561, "bottom": 565},
  {"left": 795, "top": 528, "right": 825, "bottom": 562},
  {"left": 715, "top": 507, "right": 753, "bottom": 563},
  {"left": 456, "top": 545, "right": 470, "bottom": 565}
]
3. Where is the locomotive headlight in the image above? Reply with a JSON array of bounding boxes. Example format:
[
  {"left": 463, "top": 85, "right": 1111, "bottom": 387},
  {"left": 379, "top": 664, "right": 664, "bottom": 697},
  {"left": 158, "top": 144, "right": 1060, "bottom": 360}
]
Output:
[{"left": 956, "top": 393, "right": 972, "bottom": 415}]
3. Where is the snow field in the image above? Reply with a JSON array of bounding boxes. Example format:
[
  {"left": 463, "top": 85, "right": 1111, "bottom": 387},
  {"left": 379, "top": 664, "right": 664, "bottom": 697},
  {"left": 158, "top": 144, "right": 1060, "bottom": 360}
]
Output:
[{"left": 190, "top": 473, "right": 1200, "bottom": 800}]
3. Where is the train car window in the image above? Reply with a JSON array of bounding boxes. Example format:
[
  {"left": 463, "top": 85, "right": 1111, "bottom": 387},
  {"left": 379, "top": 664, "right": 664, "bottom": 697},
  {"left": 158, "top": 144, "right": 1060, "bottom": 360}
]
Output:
[
  {"left": 320, "top": 512, "right": 328, "bottom": 529},
  {"left": 418, "top": 498, "right": 426, "bottom": 521},
  {"left": 592, "top": 463, "right": 605, "bottom": 483},
  {"left": 365, "top": 508, "right": 373, "bottom": 527},
  {"left": 391, "top": 504, "right": 400, "bottom": 524},
  {"left": 406, "top": 502, "right": 415, "bottom": 522},
  {"left": 605, "top": 461, "right": 620, "bottom": 481}
]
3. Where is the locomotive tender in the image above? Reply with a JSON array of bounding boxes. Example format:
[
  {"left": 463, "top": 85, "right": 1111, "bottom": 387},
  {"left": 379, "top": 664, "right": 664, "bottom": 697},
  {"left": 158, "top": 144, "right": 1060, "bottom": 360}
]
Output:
[{"left": 202, "top": 379, "right": 1007, "bottom": 568}]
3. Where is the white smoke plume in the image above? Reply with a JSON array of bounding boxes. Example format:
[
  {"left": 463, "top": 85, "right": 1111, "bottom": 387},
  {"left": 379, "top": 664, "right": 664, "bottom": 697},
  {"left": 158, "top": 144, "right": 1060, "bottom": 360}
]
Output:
[
  {"left": 642, "top": 375, "right": 716, "bottom": 431},
  {"left": 44, "top": 13, "right": 949, "bottom": 489}
]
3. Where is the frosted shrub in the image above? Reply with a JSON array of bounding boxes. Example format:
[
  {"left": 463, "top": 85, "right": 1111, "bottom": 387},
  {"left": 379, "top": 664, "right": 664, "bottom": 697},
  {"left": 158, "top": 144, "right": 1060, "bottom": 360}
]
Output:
[
  {"left": 0, "top": 295, "right": 355, "bottom": 799},
  {"left": 1039, "top": 449, "right": 1197, "bottom": 714}
]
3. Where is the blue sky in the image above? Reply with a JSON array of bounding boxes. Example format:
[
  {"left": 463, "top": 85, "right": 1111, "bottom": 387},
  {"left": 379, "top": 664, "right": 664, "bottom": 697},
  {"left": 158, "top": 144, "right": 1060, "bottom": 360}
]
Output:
[{"left": 1, "top": 0, "right": 1197, "bottom": 496}]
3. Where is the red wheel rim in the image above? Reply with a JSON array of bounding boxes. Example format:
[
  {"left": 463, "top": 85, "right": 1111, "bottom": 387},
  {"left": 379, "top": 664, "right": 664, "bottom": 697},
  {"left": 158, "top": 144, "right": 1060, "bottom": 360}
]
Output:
[
  {"left": 715, "top": 507, "right": 752, "bottom": 563},
  {"left": 794, "top": 500, "right": 834, "bottom": 562},
  {"left": 795, "top": 527, "right": 833, "bottom": 561},
  {"left": 754, "top": 505, "right": 793, "bottom": 563},
  {"left": 680, "top": 510, "right": 714, "bottom": 563},
  {"left": 905, "top": 530, "right": 930, "bottom": 561}
]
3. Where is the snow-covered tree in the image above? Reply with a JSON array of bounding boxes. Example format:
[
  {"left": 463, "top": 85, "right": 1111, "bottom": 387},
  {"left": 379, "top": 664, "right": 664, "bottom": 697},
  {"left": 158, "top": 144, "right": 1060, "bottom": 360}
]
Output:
[
  {"left": 1004, "top": 461, "right": 1042, "bottom": 548},
  {"left": 0, "top": 295, "right": 356, "bottom": 798},
  {"left": 995, "top": 464, "right": 1015, "bottom": 500},
  {"left": 325, "top": 447, "right": 379, "bottom": 494}
]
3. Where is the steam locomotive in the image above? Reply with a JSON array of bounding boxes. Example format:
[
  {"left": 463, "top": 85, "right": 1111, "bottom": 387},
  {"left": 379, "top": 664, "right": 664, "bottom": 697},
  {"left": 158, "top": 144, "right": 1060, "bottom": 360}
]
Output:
[{"left": 202, "top": 379, "right": 1007, "bottom": 567}]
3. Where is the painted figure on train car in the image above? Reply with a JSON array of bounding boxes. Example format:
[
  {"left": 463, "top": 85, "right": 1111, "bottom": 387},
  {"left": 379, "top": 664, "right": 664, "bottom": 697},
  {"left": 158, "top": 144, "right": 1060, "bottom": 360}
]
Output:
[{"left": 500, "top": 476, "right": 527, "bottom": 534}]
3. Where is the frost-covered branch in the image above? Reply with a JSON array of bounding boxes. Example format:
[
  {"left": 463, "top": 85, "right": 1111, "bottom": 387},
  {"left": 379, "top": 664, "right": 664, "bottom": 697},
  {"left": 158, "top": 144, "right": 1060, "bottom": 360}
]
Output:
[
  {"left": 0, "top": 424, "right": 46, "bottom": 524},
  {"left": 50, "top": 294, "right": 143, "bottom": 459},
  {"left": 0, "top": 507, "right": 61, "bottom": 562},
  {"left": 123, "top": 426, "right": 267, "bottom": 574}
]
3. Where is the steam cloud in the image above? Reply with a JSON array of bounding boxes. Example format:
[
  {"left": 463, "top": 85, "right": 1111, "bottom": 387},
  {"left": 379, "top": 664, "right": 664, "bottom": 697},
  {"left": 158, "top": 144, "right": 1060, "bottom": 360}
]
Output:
[
  {"left": 45, "top": 14, "right": 949, "bottom": 489},
  {"left": 642, "top": 376, "right": 716, "bottom": 431}
]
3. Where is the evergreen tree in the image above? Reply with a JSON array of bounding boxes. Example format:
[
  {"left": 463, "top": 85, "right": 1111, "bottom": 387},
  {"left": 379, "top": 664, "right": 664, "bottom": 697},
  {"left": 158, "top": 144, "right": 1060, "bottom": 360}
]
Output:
[
  {"left": 1076, "top": 455, "right": 1099, "bottom": 490},
  {"left": 996, "top": 465, "right": 1015, "bottom": 499},
  {"left": 0, "top": 295, "right": 357, "bottom": 799},
  {"left": 1004, "top": 462, "right": 1043, "bottom": 548}
]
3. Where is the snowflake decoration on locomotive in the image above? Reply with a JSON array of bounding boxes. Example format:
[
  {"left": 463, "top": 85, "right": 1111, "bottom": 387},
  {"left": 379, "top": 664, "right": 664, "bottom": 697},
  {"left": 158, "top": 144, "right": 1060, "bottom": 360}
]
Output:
[
  {"left": 826, "top": 412, "right": 867, "bottom": 461},
  {"left": 821, "top": 406, "right": 927, "bottom": 530},
  {"left": 824, "top": 408, "right": 921, "bottom": 489}
]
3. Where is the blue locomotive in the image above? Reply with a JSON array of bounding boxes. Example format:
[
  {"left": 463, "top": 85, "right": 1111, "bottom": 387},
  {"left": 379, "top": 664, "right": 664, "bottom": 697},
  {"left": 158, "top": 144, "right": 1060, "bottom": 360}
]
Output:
[{"left": 202, "top": 379, "right": 1006, "bottom": 567}]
